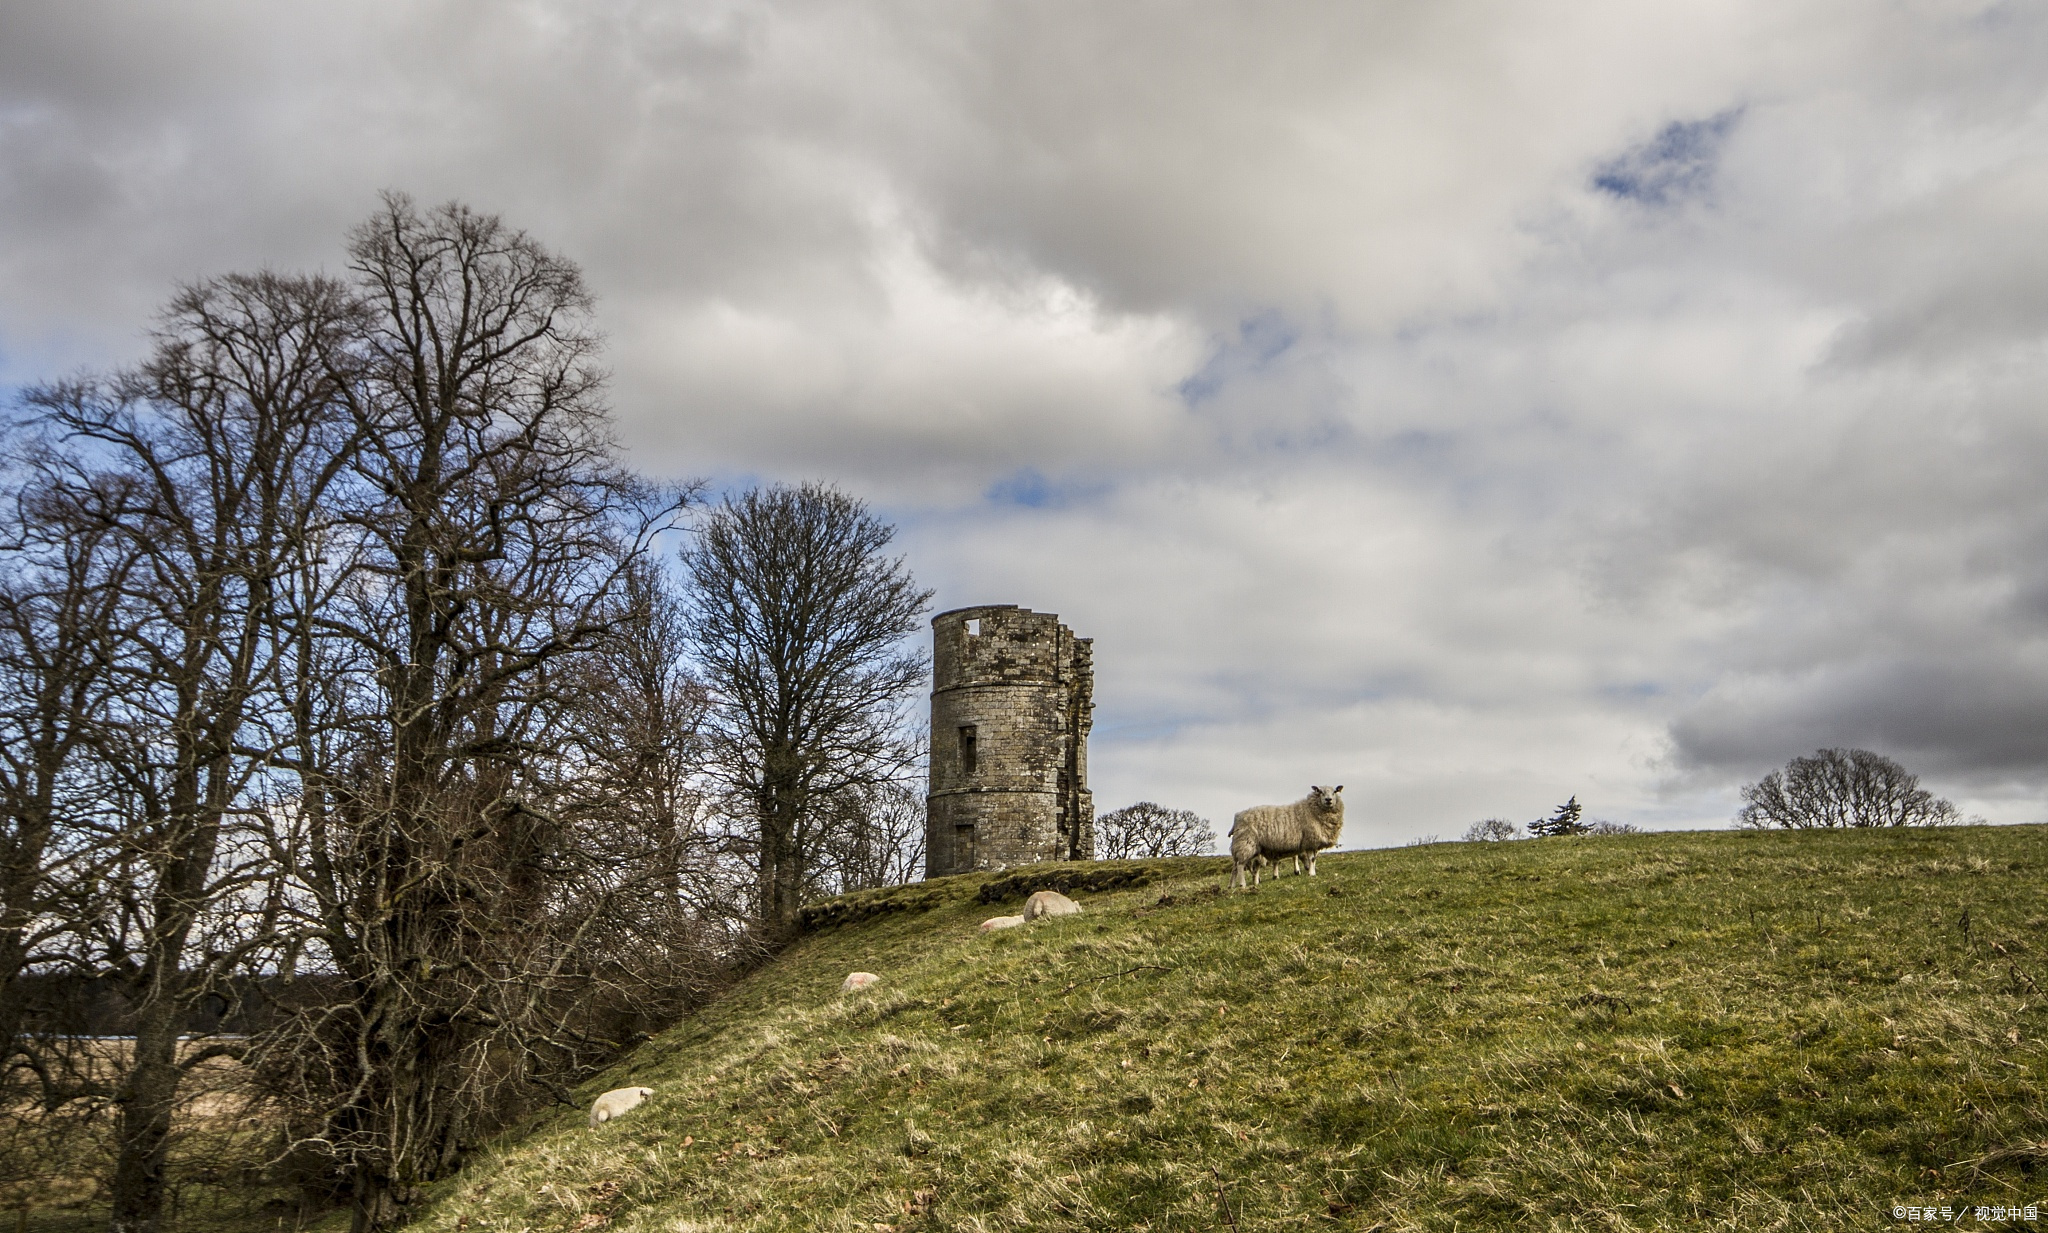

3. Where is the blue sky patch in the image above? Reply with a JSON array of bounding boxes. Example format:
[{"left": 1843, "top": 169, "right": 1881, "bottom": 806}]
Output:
[
  {"left": 986, "top": 468, "right": 1057, "bottom": 508},
  {"left": 1178, "top": 310, "right": 1299, "bottom": 405},
  {"left": 983, "top": 468, "right": 1109, "bottom": 510},
  {"left": 1592, "top": 108, "right": 1743, "bottom": 206}
]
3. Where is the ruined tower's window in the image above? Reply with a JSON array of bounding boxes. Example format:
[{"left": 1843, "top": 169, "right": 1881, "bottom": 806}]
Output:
[
  {"left": 955, "top": 824, "right": 975, "bottom": 865},
  {"left": 965, "top": 618, "right": 981, "bottom": 636},
  {"left": 958, "top": 725, "right": 977, "bottom": 775}
]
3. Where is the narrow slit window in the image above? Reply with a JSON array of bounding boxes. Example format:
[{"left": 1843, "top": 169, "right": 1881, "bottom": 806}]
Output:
[{"left": 959, "top": 725, "right": 978, "bottom": 775}]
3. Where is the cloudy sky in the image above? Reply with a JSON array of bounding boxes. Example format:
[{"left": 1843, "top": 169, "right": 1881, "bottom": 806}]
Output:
[{"left": 6, "top": 0, "right": 2047, "bottom": 845}]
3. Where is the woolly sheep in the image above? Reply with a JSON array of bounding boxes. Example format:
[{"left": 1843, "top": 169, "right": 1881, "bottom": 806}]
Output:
[
  {"left": 1230, "top": 785, "right": 1344, "bottom": 890},
  {"left": 1022, "top": 890, "right": 1082, "bottom": 921},
  {"left": 588, "top": 1086, "right": 654, "bottom": 1128},
  {"left": 842, "top": 971, "right": 881, "bottom": 992},
  {"left": 980, "top": 914, "right": 1026, "bottom": 931}
]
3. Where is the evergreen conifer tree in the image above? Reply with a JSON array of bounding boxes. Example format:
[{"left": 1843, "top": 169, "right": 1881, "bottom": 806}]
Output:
[{"left": 1531, "top": 795, "right": 1586, "bottom": 837}]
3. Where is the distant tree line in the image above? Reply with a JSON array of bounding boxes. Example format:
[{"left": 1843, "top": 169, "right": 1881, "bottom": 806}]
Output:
[
  {"left": 1461, "top": 748, "right": 1970, "bottom": 843},
  {"left": 0, "top": 196, "right": 929, "bottom": 1233},
  {"left": 1463, "top": 797, "right": 1637, "bottom": 842}
]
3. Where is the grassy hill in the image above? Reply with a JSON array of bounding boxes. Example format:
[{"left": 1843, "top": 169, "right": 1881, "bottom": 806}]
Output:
[{"left": 410, "top": 827, "right": 2048, "bottom": 1232}]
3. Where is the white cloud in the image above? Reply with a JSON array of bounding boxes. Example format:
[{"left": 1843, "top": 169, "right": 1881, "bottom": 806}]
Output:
[{"left": 6, "top": 0, "right": 2048, "bottom": 841}]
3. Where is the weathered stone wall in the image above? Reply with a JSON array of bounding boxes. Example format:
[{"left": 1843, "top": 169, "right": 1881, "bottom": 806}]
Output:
[{"left": 925, "top": 605, "right": 1093, "bottom": 877}]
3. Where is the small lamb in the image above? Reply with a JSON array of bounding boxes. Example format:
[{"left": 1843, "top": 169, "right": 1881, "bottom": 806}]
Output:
[
  {"left": 1022, "top": 890, "right": 1082, "bottom": 921},
  {"left": 1230, "top": 785, "right": 1345, "bottom": 890},
  {"left": 842, "top": 971, "right": 882, "bottom": 992},
  {"left": 980, "top": 914, "right": 1026, "bottom": 931},
  {"left": 588, "top": 1086, "right": 654, "bottom": 1128}
]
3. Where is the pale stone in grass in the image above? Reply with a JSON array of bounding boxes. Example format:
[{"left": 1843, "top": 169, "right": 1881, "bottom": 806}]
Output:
[{"left": 842, "top": 971, "right": 882, "bottom": 991}]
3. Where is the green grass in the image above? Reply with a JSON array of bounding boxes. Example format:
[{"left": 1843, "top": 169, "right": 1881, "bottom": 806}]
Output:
[{"left": 409, "top": 827, "right": 2048, "bottom": 1232}]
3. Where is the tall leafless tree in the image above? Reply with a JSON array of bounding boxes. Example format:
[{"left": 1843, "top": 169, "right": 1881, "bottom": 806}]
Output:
[
  {"left": 253, "top": 195, "right": 685, "bottom": 1233},
  {"left": 1736, "top": 748, "right": 1965, "bottom": 829},
  {"left": 0, "top": 470, "right": 135, "bottom": 1098},
  {"left": 542, "top": 561, "right": 745, "bottom": 1017},
  {"left": 3, "top": 197, "right": 768, "bottom": 1233},
  {"left": 24, "top": 270, "right": 364, "bottom": 1233},
  {"left": 680, "top": 483, "right": 931, "bottom": 942}
]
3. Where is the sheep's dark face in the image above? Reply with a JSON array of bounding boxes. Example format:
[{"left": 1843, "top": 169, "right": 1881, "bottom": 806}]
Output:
[{"left": 1310, "top": 785, "right": 1343, "bottom": 812}]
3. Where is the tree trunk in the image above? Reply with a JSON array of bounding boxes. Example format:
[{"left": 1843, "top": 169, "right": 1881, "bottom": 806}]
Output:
[{"left": 108, "top": 981, "right": 184, "bottom": 1233}]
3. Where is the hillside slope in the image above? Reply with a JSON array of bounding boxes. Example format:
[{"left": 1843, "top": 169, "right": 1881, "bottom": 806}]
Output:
[{"left": 415, "top": 827, "right": 2048, "bottom": 1231}]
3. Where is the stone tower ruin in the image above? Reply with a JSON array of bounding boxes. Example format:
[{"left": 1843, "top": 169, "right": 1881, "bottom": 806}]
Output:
[{"left": 925, "top": 605, "right": 1093, "bottom": 877}]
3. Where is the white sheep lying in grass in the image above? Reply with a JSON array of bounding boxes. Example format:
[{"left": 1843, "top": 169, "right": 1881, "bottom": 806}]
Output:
[
  {"left": 1023, "top": 890, "right": 1082, "bottom": 921},
  {"left": 588, "top": 1086, "right": 654, "bottom": 1128},
  {"left": 980, "top": 914, "right": 1026, "bottom": 931},
  {"left": 842, "top": 971, "right": 881, "bottom": 992},
  {"left": 1230, "top": 785, "right": 1344, "bottom": 890}
]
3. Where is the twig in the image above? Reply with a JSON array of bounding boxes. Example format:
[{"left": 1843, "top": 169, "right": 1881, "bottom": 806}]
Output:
[
  {"left": 1952, "top": 1140, "right": 2048, "bottom": 1176},
  {"left": 1057, "top": 964, "right": 1175, "bottom": 995},
  {"left": 1210, "top": 1164, "right": 1242, "bottom": 1233}
]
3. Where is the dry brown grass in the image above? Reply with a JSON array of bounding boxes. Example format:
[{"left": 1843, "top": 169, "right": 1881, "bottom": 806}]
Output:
[{"left": 2, "top": 1038, "right": 296, "bottom": 1233}]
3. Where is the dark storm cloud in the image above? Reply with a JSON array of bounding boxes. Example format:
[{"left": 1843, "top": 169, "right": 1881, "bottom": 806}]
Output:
[{"left": 1672, "top": 652, "right": 2048, "bottom": 786}]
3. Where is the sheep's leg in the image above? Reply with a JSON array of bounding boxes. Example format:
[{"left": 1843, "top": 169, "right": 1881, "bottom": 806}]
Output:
[{"left": 1305, "top": 850, "right": 1318, "bottom": 877}]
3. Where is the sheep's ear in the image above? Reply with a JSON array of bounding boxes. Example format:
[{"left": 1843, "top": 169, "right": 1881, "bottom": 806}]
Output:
[{"left": 1334, "top": 785, "right": 1344, "bottom": 793}]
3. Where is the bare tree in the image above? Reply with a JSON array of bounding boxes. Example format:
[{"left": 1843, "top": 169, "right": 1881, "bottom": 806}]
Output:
[
  {"left": 24, "top": 270, "right": 363, "bottom": 1233},
  {"left": 1583, "top": 819, "right": 1640, "bottom": 836},
  {"left": 0, "top": 470, "right": 135, "bottom": 1110},
  {"left": 811, "top": 779, "right": 928, "bottom": 894},
  {"left": 254, "top": 195, "right": 683, "bottom": 1233},
  {"left": 544, "top": 561, "right": 746, "bottom": 1009},
  {"left": 1462, "top": 817, "right": 1521, "bottom": 842},
  {"left": 1736, "top": 748, "right": 1965, "bottom": 829},
  {"left": 1095, "top": 802, "right": 1215, "bottom": 860},
  {"left": 6, "top": 198, "right": 744, "bottom": 1233},
  {"left": 680, "top": 483, "right": 931, "bottom": 942}
]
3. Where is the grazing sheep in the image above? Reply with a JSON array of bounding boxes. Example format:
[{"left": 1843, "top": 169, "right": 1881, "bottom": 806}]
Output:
[
  {"left": 588, "top": 1086, "right": 654, "bottom": 1128},
  {"left": 1230, "top": 785, "right": 1345, "bottom": 890},
  {"left": 842, "top": 971, "right": 881, "bottom": 992},
  {"left": 1022, "top": 890, "right": 1082, "bottom": 921},
  {"left": 980, "top": 914, "right": 1026, "bottom": 931}
]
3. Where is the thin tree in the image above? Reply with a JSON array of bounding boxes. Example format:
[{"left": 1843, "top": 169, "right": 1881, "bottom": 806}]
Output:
[
  {"left": 0, "top": 471, "right": 135, "bottom": 1103},
  {"left": 680, "top": 483, "right": 931, "bottom": 942},
  {"left": 1736, "top": 748, "right": 1964, "bottom": 829},
  {"left": 1096, "top": 802, "right": 1216, "bottom": 860},
  {"left": 811, "top": 779, "right": 928, "bottom": 895},
  {"left": 543, "top": 560, "right": 743, "bottom": 1017}
]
